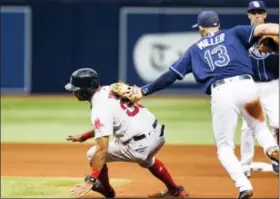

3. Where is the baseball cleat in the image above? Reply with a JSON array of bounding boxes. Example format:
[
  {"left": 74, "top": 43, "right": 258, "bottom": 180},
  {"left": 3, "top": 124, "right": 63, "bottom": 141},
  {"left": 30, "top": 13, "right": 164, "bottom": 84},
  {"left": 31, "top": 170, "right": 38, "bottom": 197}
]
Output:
[
  {"left": 237, "top": 190, "right": 253, "bottom": 199},
  {"left": 244, "top": 170, "right": 251, "bottom": 178},
  {"left": 91, "top": 180, "right": 116, "bottom": 198},
  {"left": 149, "top": 185, "right": 189, "bottom": 198},
  {"left": 104, "top": 188, "right": 116, "bottom": 198},
  {"left": 266, "top": 146, "right": 279, "bottom": 163},
  {"left": 272, "top": 162, "right": 279, "bottom": 175}
]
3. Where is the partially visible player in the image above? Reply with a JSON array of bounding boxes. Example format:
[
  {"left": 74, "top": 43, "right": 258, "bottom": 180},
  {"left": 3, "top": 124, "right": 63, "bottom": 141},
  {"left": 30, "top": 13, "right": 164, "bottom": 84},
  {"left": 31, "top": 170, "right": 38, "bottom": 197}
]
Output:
[
  {"left": 110, "top": 11, "right": 279, "bottom": 199},
  {"left": 240, "top": 0, "right": 279, "bottom": 177},
  {"left": 65, "top": 68, "right": 188, "bottom": 198}
]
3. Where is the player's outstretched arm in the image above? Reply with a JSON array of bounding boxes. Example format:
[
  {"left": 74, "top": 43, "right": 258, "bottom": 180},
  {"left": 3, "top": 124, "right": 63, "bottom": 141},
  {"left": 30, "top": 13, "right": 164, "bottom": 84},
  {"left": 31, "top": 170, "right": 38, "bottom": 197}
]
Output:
[
  {"left": 253, "top": 23, "right": 279, "bottom": 37},
  {"left": 111, "top": 48, "right": 191, "bottom": 101},
  {"left": 110, "top": 70, "right": 180, "bottom": 102}
]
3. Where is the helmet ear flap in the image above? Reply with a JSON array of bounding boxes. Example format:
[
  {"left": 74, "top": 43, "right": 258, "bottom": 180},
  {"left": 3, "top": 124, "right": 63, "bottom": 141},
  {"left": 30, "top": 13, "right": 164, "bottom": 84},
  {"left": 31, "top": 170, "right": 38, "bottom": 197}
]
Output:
[
  {"left": 74, "top": 88, "right": 92, "bottom": 101},
  {"left": 92, "top": 76, "right": 99, "bottom": 87}
]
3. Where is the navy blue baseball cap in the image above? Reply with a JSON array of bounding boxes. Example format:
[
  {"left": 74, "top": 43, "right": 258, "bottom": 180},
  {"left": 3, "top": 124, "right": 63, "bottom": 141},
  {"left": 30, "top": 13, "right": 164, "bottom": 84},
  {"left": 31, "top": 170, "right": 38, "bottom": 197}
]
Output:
[
  {"left": 248, "top": 1, "right": 266, "bottom": 12},
  {"left": 192, "top": 10, "right": 220, "bottom": 28}
]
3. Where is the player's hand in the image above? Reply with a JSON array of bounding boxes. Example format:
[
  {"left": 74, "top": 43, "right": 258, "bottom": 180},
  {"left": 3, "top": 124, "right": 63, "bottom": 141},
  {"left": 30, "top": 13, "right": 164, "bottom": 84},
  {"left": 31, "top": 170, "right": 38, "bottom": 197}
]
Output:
[
  {"left": 66, "top": 135, "right": 85, "bottom": 142},
  {"left": 70, "top": 181, "right": 94, "bottom": 197}
]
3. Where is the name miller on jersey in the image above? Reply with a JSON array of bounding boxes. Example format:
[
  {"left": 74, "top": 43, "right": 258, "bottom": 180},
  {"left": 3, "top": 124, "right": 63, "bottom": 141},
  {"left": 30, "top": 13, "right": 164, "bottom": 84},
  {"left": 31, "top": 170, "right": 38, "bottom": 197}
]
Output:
[{"left": 197, "top": 33, "right": 225, "bottom": 50}]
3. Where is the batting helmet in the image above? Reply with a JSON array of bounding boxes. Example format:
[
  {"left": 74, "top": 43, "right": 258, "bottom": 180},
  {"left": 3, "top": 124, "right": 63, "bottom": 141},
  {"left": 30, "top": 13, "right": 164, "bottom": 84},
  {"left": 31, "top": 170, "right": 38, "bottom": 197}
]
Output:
[{"left": 65, "top": 68, "right": 100, "bottom": 101}]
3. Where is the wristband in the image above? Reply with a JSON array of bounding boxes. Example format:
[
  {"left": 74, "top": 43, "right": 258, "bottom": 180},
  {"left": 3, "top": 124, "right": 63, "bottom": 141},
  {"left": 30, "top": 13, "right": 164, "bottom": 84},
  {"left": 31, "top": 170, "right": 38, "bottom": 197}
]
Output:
[
  {"left": 85, "top": 175, "right": 97, "bottom": 183},
  {"left": 91, "top": 168, "right": 101, "bottom": 178},
  {"left": 141, "top": 85, "right": 150, "bottom": 96},
  {"left": 81, "top": 132, "right": 93, "bottom": 140}
]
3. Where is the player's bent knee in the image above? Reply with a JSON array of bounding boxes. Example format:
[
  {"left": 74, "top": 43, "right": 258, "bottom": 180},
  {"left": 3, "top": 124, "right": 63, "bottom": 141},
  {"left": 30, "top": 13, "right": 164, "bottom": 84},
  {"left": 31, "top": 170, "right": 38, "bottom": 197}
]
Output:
[
  {"left": 87, "top": 146, "right": 97, "bottom": 161},
  {"left": 139, "top": 157, "right": 155, "bottom": 168},
  {"left": 217, "top": 147, "right": 234, "bottom": 161}
]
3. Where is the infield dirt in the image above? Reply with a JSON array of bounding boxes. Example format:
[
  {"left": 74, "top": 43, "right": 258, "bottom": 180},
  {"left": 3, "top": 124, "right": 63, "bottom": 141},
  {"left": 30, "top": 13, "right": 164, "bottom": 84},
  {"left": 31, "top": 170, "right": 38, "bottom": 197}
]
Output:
[{"left": 1, "top": 143, "right": 278, "bottom": 198}]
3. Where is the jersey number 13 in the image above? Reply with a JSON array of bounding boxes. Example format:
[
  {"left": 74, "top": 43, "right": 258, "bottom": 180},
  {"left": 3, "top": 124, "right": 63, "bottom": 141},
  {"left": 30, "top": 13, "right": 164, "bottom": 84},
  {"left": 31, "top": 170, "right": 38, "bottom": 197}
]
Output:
[{"left": 204, "top": 45, "right": 230, "bottom": 71}]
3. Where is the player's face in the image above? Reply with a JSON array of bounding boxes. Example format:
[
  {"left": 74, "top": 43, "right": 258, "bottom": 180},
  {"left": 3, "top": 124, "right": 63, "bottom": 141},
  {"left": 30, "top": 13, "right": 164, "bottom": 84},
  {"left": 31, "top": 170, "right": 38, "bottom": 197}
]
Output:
[
  {"left": 248, "top": 10, "right": 267, "bottom": 25},
  {"left": 73, "top": 90, "right": 84, "bottom": 101}
]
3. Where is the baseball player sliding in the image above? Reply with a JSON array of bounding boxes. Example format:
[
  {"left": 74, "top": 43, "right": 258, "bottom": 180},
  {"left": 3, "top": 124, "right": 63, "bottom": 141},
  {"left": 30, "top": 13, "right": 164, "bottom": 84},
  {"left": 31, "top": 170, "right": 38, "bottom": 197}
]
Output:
[
  {"left": 240, "top": 0, "right": 279, "bottom": 177},
  {"left": 64, "top": 68, "right": 188, "bottom": 198},
  {"left": 110, "top": 11, "right": 279, "bottom": 199}
]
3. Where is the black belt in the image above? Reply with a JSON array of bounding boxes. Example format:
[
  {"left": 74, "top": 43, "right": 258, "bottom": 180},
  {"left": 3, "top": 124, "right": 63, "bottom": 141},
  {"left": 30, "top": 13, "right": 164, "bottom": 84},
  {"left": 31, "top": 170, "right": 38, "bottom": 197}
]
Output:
[
  {"left": 212, "top": 75, "right": 252, "bottom": 89},
  {"left": 133, "top": 119, "right": 165, "bottom": 142}
]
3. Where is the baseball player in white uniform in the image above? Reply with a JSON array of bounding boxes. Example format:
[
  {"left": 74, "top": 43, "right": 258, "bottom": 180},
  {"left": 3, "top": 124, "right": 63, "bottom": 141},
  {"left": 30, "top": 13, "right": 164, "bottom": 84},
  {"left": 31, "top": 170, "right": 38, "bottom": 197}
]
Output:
[
  {"left": 64, "top": 68, "right": 188, "bottom": 198},
  {"left": 240, "top": 1, "right": 279, "bottom": 177}
]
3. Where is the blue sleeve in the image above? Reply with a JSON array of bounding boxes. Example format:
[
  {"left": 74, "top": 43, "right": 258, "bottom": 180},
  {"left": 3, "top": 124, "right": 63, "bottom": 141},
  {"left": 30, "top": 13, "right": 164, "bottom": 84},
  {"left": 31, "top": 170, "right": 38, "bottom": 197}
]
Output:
[
  {"left": 169, "top": 48, "right": 192, "bottom": 79},
  {"left": 232, "top": 25, "right": 257, "bottom": 47},
  {"left": 141, "top": 69, "right": 180, "bottom": 96}
]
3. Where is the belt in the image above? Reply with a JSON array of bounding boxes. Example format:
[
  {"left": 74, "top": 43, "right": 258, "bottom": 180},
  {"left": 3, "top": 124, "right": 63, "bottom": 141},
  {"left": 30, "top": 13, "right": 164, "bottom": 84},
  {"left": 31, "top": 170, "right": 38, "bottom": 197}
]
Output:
[
  {"left": 212, "top": 74, "right": 252, "bottom": 89},
  {"left": 132, "top": 119, "right": 165, "bottom": 142}
]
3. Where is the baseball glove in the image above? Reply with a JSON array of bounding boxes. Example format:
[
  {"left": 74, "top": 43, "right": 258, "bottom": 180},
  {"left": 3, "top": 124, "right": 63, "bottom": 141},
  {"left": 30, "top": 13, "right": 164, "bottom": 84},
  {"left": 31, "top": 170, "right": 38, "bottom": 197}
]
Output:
[
  {"left": 257, "top": 35, "right": 279, "bottom": 54},
  {"left": 110, "top": 82, "right": 143, "bottom": 103}
]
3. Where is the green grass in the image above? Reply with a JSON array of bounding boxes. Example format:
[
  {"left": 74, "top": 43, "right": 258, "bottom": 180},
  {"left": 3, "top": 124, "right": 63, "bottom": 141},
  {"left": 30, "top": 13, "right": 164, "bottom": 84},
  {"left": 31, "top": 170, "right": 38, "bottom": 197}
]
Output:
[
  {"left": 1, "top": 96, "right": 244, "bottom": 145},
  {"left": 1, "top": 176, "right": 131, "bottom": 198}
]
